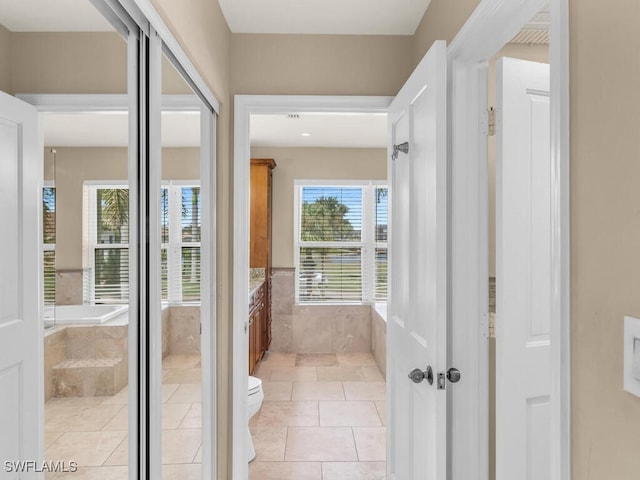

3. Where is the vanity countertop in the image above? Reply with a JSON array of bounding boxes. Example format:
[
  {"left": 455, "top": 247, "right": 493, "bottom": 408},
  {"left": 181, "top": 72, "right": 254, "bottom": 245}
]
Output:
[{"left": 249, "top": 268, "right": 266, "bottom": 296}]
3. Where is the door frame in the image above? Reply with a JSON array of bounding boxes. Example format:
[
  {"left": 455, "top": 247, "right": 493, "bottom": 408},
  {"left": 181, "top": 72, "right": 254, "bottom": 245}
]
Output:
[
  {"left": 232, "top": 95, "right": 392, "bottom": 479},
  {"left": 232, "top": 0, "right": 570, "bottom": 477},
  {"left": 447, "top": 0, "right": 570, "bottom": 479}
]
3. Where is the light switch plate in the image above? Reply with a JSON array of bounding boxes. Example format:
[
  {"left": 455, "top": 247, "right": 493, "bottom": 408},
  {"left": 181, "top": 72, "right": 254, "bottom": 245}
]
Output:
[
  {"left": 624, "top": 316, "right": 640, "bottom": 397},
  {"left": 633, "top": 338, "right": 640, "bottom": 382}
]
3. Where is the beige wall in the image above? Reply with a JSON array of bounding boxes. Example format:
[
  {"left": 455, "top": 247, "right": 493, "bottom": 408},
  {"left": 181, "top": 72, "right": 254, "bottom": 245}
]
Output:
[
  {"left": 570, "top": 0, "right": 640, "bottom": 477},
  {"left": 250, "top": 147, "right": 387, "bottom": 268},
  {"left": 0, "top": 24, "right": 11, "bottom": 93},
  {"left": 413, "top": 0, "right": 480, "bottom": 64},
  {"left": 232, "top": 34, "right": 413, "bottom": 96},
  {"left": 46, "top": 147, "right": 199, "bottom": 270},
  {"left": 11, "top": 32, "right": 128, "bottom": 94}
]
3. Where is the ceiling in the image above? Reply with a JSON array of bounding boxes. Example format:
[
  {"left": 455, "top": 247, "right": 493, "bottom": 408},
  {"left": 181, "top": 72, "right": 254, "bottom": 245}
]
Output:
[
  {"left": 251, "top": 114, "right": 386, "bottom": 148},
  {"left": 218, "top": 0, "right": 432, "bottom": 35},
  {"left": 0, "top": 0, "right": 114, "bottom": 32},
  {"left": 0, "top": 0, "right": 431, "bottom": 35},
  {"left": 44, "top": 112, "right": 202, "bottom": 148}
]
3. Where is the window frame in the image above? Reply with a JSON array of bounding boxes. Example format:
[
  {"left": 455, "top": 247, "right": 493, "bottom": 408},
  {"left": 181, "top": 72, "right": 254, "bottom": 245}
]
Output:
[
  {"left": 84, "top": 180, "right": 201, "bottom": 305},
  {"left": 293, "top": 179, "right": 388, "bottom": 305}
]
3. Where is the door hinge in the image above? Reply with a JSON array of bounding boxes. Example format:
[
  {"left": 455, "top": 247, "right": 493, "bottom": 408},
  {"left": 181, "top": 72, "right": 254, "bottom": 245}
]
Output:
[{"left": 488, "top": 107, "right": 496, "bottom": 136}]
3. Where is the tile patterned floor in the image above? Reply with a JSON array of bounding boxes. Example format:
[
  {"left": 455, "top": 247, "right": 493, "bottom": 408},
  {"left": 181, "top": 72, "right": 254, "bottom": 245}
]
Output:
[
  {"left": 249, "top": 352, "right": 387, "bottom": 480},
  {"left": 44, "top": 354, "right": 202, "bottom": 479},
  {"left": 43, "top": 352, "right": 387, "bottom": 479}
]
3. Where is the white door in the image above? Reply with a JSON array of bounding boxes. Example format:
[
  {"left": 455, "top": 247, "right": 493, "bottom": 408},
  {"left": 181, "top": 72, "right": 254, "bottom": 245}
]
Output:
[
  {"left": 495, "top": 57, "right": 551, "bottom": 480},
  {"left": 387, "top": 40, "right": 449, "bottom": 480},
  {"left": 0, "top": 91, "right": 43, "bottom": 478}
]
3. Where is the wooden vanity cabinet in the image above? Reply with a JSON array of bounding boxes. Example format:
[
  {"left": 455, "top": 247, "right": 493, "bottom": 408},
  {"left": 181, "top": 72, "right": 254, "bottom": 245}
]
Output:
[
  {"left": 250, "top": 158, "right": 276, "bottom": 372},
  {"left": 249, "top": 282, "right": 266, "bottom": 375}
]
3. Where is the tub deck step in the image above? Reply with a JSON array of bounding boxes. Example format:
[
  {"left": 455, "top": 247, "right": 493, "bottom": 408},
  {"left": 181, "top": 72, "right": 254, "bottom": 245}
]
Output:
[{"left": 52, "top": 356, "right": 127, "bottom": 398}]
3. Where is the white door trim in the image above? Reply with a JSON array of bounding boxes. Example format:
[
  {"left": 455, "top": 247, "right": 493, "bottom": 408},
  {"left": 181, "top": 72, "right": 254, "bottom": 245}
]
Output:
[
  {"left": 447, "top": 0, "right": 570, "bottom": 479},
  {"left": 232, "top": 94, "right": 392, "bottom": 480}
]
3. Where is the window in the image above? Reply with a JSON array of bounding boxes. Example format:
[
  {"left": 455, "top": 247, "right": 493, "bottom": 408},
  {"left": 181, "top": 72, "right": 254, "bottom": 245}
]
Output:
[
  {"left": 294, "top": 181, "right": 388, "bottom": 303},
  {"left": 43, "top": 185, "right": 56, "bottom": 306},
  {"left": 161, "top": 185, "right": 201, "bottom": 303},
  {"left": 85, "top": 183, "right": 200, "bottom": 304}
]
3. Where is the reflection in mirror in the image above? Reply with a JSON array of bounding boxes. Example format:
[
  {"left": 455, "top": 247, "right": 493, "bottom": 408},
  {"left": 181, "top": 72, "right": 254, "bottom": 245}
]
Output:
[
  {"left": 159, "top": 50, "right": 203, "bottom": 480},
  {"left": 3, "top": 1, "right": 136, "bottom": 477}
]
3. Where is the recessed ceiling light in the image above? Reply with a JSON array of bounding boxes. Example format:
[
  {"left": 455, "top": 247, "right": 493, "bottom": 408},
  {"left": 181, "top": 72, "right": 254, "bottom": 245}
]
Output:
[{"left": 301, "top": 132, "right": 311, "bottom": 137}]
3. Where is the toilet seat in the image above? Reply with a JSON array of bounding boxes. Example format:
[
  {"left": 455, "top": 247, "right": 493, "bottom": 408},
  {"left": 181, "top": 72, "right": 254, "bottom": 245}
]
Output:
[{"left": 248, "top": 376, "right": 262, "bottom": 395}]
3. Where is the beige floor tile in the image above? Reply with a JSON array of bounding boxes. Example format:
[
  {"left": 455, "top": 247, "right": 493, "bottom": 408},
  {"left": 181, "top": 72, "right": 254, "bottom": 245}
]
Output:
[
  {"left": 46, "top": 431, "right": 126, "bottom": 467},
  {"left": 45, "top": 431, "right": 64, "bottom": 449},
  {"left": 343, "top": 382, "right": 386, "bottom": 401},
  {"left": 249, "top": 405, "right": 262, "bottom": 427},
  {"left": 292, "top": 382, "right": 345, "bottom": 401},
  {"left": 249, "top": 426, "right": 288, "bottom": 461},
  {"left": 178, "top": 403, "right": 202, "bottom": 429},
  {"left": 257, "top": 401, "right": 319, "bottom": 427},
  {"left": 319, "top": 401, "right": 382, "bottom": 427},
  {"left": 162, "top": 354, "right": 201, "bottom": 369},
  {"left": 353, "top": 427, "right": 387, "bottom": 461},
  {"left": 45, "top": 396, "right": 110, "bottom": 416},
  {"left": 103, "top": 435, "right": 128, "bottom": 466},
  {"left": 162, "top": 463, "right": 201, "bottom": 480},
  {"left": 285, "top": 427, "right": 357, "bottom": 461},
  {"left": 321, "top": 461, "right": 386, "bottom": 480},
  {"left": 249, "top": 461, "right": 322, "bottom": 480},
  {"left": 102, "top": 407, "right": 128, "bottom": 431},
  {"left": 45, "top": 404, "right": 125, "bottom": 432},
  {"left": 161, "top": 429, "right": 202, "bottom": 464},
  {"left": 336, "top": 352, "right": 378, "bottom": 366},
  {"left": 163, "top": 367, "right": 202, "bottom": 384},
  {"left": 253, "top": 363, "right": 272, "bottom": 380},
  {"left": 295, "top": 353, "right": 338, "bottom": 366},
  {"left": 261, "top": 352, "right": 297, "bottom": 366},
  {"left": 362, "top": 366, "right": 385, "bottom": 382},
  {"left": 261, "top": 381, "right": 293, "bottom": 401},
  {"left": 162, "top": 384, "right": 180, "bottom": 403},
  {"left": 47, "top": 465, "right": 128, "bottom": 480},
  {"left": 100, "top": 386, "right": 129, "bottom": 405},
  {"left": 164, "top": 403, "right": 192, "bottom": 429},
  {"left": 270, "top": 366, "right": 317, "bottom": 382},
  {"left": 193, "top": 445, "right": 202, "bottom": 463},
  {"left": 167, "top": 384, "right": 202, "bottom": 403},
  {"left": 317, "top": 366, "right": 366, "bottom": 382},
  {"left": 375, "top": 401, "right": 387, "bottom": 426}
]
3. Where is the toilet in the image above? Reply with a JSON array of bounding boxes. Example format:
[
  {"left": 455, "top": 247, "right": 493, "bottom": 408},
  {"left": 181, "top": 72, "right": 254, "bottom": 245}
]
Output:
[{"left": 247, "top": 375, "right": 264, "bottom": 462}]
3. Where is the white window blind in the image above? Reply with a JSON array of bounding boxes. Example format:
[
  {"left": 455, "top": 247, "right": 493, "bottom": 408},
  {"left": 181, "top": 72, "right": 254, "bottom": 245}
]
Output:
[
  {"left": 85, "top": 183, "right": 200, "bottom": 305},
  {"left": 294, "top": 181, "right": 388, "bottom": 304},
  {"left": 43, "top": 186, "right": 56, "bottom": 306}
]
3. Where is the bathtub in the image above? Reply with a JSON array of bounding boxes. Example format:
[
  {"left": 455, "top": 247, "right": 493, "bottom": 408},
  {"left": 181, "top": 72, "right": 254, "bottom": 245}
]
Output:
[{"left": 44, "top": 304, "right": 129, "bottom": 325}]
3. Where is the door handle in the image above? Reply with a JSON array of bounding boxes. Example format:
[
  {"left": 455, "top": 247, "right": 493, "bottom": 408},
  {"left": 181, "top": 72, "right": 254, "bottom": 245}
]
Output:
[
  {"left": 446, "top": 367, "right": 461, "bottom": 383},
  {"left": 408, "top": 365, "right": 433, "bottom": 385},
  {"left": 437, "top": 367, "right": 462, "bottom": 390}
]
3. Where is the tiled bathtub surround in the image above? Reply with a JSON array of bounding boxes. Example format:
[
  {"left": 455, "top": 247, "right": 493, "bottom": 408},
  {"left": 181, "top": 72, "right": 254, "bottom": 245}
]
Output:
[
  {"left": 55, "top": 270, "right": 84, "bottom": 305},
  {"left": 271, "top": 270, "right": 371, "bottom": 353},
  {"left": 44, "top": 306, "right": 201, "bottom": 399},
  {"left": 371, "top": 305, "right": 387, "bottom": 379},
  {"left": 272, "top": 268, "right": 386, "bottom": 362}
]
